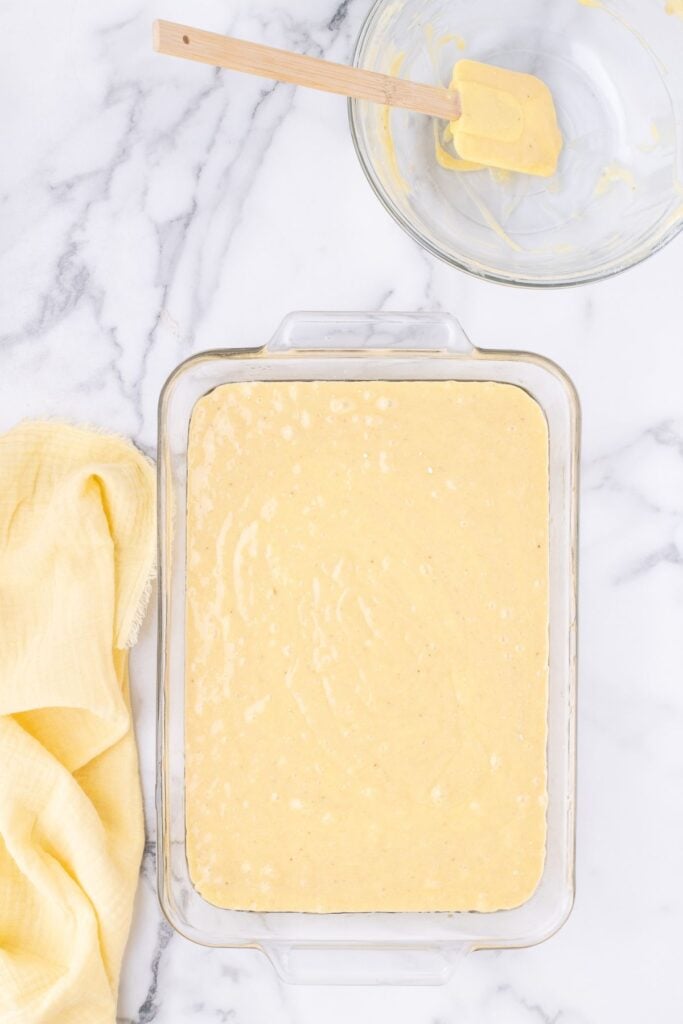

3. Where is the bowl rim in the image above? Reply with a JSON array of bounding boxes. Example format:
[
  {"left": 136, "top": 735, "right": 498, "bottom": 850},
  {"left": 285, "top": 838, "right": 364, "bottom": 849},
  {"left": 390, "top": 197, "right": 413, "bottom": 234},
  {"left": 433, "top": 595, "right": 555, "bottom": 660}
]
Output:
[{"left": 348, "top": 0, "right": 683, "bottom": 289}]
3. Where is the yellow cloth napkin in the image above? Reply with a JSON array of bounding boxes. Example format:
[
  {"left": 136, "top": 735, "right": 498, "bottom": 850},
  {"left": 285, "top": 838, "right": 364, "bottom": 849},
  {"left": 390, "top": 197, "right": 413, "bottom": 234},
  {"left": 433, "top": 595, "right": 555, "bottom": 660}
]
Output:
[{"left": 0, "top": 422, "right": 155, "bottom": 1024}]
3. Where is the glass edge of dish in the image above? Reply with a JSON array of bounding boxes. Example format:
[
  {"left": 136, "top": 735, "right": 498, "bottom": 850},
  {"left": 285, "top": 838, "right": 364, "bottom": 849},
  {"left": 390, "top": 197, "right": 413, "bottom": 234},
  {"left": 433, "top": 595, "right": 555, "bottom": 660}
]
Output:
[{"left": 154, "top": 335, "right": 579, "bottom": 948}]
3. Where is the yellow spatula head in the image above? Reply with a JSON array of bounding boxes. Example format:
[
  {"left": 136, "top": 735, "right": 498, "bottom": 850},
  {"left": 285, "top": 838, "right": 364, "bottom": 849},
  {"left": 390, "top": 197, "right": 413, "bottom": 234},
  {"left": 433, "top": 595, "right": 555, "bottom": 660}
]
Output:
[{"left": 449, "top": 60, "right": 563, "bottom": 178}]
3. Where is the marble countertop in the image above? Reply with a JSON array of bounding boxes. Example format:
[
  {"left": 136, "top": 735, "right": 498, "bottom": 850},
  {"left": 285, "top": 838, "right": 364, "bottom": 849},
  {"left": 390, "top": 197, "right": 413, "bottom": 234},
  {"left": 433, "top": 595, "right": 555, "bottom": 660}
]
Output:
[{"left": 3, "top": 0, "right": 682, "bottom": 1020}]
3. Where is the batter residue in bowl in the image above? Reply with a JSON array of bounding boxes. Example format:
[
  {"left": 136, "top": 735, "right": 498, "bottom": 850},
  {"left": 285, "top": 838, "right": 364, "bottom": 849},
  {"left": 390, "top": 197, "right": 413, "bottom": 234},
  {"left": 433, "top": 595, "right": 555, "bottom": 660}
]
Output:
[
  {"left": 185, "top": 380, "right": 549, "bottom": 913},
  {"left": 594, "top": 163, "right": 637, "bottom": 196}
]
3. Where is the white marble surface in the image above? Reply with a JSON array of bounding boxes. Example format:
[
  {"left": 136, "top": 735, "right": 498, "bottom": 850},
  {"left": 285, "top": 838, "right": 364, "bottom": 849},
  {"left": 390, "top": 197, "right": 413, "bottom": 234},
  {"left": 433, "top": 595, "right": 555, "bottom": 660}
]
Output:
[{"left": 2, "top": 0, "right": 683, "bottom": 1019}]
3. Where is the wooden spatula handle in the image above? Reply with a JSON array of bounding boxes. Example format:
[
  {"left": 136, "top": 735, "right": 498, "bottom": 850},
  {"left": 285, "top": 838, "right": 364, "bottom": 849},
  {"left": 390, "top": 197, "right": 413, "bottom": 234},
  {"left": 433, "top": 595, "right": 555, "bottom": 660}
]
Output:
[{"left": 153, "top": 20, "right": 461, "bottom": 120}]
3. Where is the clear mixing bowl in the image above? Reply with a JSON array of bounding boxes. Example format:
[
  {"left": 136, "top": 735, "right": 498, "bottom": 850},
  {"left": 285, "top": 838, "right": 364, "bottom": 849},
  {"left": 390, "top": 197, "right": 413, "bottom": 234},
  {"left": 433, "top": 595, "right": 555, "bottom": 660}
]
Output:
[{"left": 349, "top": 0, "right": 683, "bottom": 286}]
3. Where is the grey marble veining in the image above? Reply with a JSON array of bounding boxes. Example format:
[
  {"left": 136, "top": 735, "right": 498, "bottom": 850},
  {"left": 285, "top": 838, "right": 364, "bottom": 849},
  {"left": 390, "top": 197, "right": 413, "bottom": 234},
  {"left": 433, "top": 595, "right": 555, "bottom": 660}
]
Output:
[{"left": 2, "top": 0, "right": 683, "bottom": 1020}]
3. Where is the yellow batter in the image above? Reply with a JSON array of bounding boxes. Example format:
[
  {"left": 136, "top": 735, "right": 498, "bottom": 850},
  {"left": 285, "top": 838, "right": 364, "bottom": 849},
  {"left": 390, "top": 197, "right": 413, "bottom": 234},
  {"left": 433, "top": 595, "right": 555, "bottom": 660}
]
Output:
[
  {"left": 595, "top": 163, "right": 637, "bottom": 196},
  {"left": 448, "top": 60, "right": 563, "bottom": 177},
  {"left": 185, "top": 380, "right": 549, "bottom": 913}
]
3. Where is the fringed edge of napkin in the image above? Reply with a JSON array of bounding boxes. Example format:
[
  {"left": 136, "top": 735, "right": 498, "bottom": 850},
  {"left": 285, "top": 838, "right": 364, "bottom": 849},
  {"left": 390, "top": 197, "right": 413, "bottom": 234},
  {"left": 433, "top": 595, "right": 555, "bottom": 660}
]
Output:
[{"left": 123, "top": 562, "right": 156, "bottom": 649}]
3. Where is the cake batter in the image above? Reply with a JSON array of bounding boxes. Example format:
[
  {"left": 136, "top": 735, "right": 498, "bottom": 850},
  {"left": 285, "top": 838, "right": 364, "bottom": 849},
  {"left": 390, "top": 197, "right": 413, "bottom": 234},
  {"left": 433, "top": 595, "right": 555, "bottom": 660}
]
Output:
[{"left": 185, "top": 380, "right": 549, "bottom": 913}]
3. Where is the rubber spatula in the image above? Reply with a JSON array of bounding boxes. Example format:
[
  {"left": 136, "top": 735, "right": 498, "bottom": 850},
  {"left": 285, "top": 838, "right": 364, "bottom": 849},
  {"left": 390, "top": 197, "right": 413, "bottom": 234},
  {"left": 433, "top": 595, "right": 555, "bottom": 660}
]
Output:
[{"left": 153, "top": 20, "right": 562, "bottom": 177}]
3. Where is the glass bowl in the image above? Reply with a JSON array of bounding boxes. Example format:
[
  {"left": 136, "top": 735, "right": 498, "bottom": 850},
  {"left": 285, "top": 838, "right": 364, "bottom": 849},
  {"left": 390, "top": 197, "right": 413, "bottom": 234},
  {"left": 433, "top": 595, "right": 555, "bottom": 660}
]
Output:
[{"left": 349, "top": 0, "right": 683, "bottom": 287}]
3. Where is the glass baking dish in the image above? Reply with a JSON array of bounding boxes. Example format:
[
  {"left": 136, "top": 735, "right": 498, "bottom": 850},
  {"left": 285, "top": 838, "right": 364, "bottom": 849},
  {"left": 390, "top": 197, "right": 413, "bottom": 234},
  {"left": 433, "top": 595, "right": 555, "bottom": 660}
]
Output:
[{"left": 156, "top": 311, "right": 579, "bottom": 985}]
